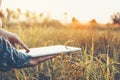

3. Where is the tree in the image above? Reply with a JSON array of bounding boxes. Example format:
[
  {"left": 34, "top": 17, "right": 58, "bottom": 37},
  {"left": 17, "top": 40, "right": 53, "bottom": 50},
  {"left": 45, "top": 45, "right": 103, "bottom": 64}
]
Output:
[{"left": 111, "top": 12, "right": 120, "bottom": 25}]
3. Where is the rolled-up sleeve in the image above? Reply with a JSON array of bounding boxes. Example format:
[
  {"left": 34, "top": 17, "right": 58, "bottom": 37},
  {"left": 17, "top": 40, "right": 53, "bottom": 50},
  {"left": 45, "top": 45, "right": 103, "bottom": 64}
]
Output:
[{"left": 0, "top": 36, "right": 31, "bottom": 72}]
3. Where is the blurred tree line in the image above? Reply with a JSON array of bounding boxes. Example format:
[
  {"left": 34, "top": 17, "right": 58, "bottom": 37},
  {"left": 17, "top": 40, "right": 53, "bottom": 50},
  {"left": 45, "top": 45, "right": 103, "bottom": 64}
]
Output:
[
  {"left": 0, "top": 8, "right": 65, "bottom": 28},
  {"left": 0, "top": 8, "right": 120, "bottom": 29}
]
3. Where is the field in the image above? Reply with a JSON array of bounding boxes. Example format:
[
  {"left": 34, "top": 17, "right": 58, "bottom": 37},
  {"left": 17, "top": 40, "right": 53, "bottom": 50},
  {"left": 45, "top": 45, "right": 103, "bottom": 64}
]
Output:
[{"left": 1, "top": 11, "right": 120, "bottom": 80}]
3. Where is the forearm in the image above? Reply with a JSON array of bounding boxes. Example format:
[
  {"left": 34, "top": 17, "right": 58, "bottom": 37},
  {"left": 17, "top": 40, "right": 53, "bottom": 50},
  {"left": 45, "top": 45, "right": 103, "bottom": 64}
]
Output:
[
  {"left": 0, "top": 28, "right": 8, "bottom": 38},
  {"left": 0, "top": 17, "right": 15, "bottom": 39},
  {"left": 0, "top": 28, "right": 14, "bottom": 39}
]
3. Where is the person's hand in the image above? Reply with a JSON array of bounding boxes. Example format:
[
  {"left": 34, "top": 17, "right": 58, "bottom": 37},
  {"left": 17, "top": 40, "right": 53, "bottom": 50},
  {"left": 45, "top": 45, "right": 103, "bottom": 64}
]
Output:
[
  {"left": 8, "top": 32, "right": 30, "bottom": 52},
  {"left": 40, "top": 54, "right": 60, "bottom": 61},
  {"left": 0, "top": 28, "right": 30, "bottom": 52}
]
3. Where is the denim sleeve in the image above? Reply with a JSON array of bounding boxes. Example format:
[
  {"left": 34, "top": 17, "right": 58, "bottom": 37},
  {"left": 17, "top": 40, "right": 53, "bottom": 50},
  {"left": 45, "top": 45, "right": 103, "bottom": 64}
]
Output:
[{"left": 0, "top": 36, "right": 31, "bottom": 72}]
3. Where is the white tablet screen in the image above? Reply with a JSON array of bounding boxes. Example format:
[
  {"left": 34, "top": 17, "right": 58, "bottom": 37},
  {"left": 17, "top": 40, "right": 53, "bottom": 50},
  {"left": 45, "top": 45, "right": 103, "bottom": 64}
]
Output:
[{"left": 18, "top": 45, "right": 81, "bottom": 57}]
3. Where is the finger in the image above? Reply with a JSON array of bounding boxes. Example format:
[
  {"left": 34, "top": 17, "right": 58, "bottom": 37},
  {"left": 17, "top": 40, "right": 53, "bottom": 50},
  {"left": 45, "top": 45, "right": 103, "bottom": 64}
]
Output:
[
  {"left": 19, "top": 41, "right": 30, "bottom": 52},
  {"left": 39, "top": 55, "right": 58, "bottom": 62},
  {"left": 16, "top": 37, "right": 30, "bottom": 52},
  {"left": 42, "top": 54, "right": 59, "bottom": 59}
]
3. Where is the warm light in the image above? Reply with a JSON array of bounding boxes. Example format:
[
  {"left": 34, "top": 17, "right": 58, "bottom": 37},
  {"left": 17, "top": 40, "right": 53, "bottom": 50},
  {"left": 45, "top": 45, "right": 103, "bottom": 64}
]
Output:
[{"left": 1, "top": 0, "right": 120, "bottom": 23}]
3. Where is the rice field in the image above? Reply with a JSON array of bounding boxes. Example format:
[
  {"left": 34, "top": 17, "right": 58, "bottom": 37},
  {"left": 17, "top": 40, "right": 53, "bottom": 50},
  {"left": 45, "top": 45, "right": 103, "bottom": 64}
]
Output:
[{"left": 1, "top": 15, "right": 120, "bottom": 80}]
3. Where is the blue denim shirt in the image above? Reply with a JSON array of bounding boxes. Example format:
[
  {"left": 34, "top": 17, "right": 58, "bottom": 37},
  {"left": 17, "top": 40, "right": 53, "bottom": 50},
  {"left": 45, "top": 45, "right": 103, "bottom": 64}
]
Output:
[{"left": 0, "top": 36, "right": 30, "bottom": 72}]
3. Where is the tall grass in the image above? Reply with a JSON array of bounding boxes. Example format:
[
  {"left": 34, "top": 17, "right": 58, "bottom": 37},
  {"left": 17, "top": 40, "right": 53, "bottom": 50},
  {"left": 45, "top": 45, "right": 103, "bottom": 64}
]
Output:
[{"left": 1, "top": 23, "right": 120, "bottom": 80}]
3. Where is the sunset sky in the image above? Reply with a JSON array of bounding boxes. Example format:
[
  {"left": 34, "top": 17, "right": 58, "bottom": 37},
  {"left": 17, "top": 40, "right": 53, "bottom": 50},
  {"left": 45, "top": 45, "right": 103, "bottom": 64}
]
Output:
[{"left": 1, "top": 0, "right": 120, "bottom": 23}]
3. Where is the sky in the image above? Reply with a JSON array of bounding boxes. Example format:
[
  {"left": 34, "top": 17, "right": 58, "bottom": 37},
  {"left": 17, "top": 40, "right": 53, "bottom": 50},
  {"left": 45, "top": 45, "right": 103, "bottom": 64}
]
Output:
[{"left": 1, "top": 0, "right": 120, "bottom": 23}]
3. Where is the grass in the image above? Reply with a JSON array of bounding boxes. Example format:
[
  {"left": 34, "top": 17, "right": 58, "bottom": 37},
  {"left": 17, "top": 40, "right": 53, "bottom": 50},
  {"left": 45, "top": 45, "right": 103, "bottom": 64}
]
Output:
[{"left": 1, "top": 21, "right": 120, "bottom": 80}]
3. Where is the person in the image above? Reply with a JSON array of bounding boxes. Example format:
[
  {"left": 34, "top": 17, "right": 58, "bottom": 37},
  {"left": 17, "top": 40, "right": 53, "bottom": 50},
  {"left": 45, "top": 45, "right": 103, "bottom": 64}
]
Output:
[{"left": 0, "top": 0, "right": 58, "bottom": 72}]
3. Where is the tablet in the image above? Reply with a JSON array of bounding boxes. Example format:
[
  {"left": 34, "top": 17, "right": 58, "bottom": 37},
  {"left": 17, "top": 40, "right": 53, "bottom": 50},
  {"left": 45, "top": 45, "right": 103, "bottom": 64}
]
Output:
[{"left": 18, "top": 45, "right": 81, "bottom": 57}]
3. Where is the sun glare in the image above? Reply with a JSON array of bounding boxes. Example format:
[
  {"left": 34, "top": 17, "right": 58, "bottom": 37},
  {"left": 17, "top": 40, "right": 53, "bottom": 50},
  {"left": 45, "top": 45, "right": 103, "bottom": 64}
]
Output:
[{"left": 1, "top": 0, "right": 120, "bottom": 23}]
